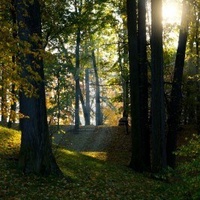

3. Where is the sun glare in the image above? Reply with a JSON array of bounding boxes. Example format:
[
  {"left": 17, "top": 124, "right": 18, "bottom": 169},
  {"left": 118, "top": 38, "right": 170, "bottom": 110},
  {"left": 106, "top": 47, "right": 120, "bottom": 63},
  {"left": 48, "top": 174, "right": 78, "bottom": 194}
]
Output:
[{"left": 162, "top": 1, "right": 181, "bottom": 24}]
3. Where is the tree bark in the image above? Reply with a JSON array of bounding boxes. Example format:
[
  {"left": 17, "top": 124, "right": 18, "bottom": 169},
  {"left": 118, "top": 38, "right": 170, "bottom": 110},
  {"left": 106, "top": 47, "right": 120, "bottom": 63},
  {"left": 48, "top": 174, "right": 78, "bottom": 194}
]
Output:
[
  {"left": 128, "top": 0, "right": 150, "bottom": 172},
  {"left": 151, "top": 0, "right": 167, "bottom": 172},
  {"left": 127, "top": 0, "right": 143, "bottom": 172},
  {"left": 1, "top": 67, "right": 7, "bottom": 125},
  {"left": 92, "top": 50, "right": 102, "bottom": 125},
  {"left": 74, "top": 28, "right": 81, "bottom": 130},
  {"left": 16, "top": 0, "right": 62, "bottom": 176},
  {"left": 138, "top": 0, "right": 151, "bottom": 171},
  {"left": 167, "top": 0, "right": 189, "bottom": 168},
  {"left": 85, "top": 68, "right": 91, "bottom": 125},
  {"left": 79, "top": 83, "right": 90, "bottom": 126}
]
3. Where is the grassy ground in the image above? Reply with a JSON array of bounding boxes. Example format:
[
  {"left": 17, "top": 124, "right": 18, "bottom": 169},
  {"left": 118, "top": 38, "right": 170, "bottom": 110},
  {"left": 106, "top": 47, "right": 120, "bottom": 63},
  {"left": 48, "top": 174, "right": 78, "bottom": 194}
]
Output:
[{"left": 0, "top": 126, "right": 188, "bottom": 200}]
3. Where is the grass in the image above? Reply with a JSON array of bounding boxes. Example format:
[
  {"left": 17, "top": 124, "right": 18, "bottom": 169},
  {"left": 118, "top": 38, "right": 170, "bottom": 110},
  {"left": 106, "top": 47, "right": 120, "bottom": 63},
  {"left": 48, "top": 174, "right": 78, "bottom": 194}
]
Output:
[{"left": 0, "top": 126, "right": 188, "bottom": 200}]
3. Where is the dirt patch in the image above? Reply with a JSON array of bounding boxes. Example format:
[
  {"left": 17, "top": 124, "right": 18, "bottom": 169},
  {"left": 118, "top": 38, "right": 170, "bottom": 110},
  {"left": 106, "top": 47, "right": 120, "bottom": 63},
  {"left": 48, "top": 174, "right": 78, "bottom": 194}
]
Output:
[{"left": 51, "top": 125, "right": 132, "bottom": 165}]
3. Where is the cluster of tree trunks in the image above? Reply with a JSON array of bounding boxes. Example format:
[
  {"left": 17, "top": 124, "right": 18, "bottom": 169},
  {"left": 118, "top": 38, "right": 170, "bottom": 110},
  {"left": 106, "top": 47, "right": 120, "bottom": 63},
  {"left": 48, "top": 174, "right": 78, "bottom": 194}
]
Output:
[{"left": 127, "top": 0, "right": 189, "bottom": 172}]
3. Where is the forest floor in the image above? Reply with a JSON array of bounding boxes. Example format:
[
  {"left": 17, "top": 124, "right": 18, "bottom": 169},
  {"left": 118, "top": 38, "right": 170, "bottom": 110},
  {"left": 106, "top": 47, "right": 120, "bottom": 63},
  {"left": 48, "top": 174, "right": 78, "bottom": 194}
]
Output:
[
  {"left": 0, "top": 125, "right": 197, "bottom": 199},
  {"left": 51, "top": 124, "right": 195, "bottom": 166},
  {"left": 51, "top": 125, "right": 132, "bottom": 166}
]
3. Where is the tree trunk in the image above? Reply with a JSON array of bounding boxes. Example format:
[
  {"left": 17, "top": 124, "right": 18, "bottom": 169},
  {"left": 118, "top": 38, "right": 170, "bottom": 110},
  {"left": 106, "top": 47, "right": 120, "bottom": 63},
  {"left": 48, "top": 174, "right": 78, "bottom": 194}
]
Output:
[
  {"left": 151, "top": 0, "right": 167, "bottom": 172},
  {"left": 138, "top": 0, "right": 151, "bottom": 171},
  {"left": 79, "top": 83, "right": 90, "bottom": 126},
  {"left": 74, "top": 28, "right": 81, "bottom": 130},
  {"left": 16, "top": 0, "right": 62, "bottom": 176},
  {"left": 85, "top": 68, "right": 91, "bottom": 125},
  {"left": 7, "top": 84, "right": 17, "bottom": 128},
  {"left": 118, "top": 33, "right": 129, "bottom": 114},
  {"left": 92, "top": 50, "right": 102, "bottom": 125},
  {"left": 128, "top": 0, "right": 150, "bottom": 172},
  {"left": 56, "top": 71, "right": 61, "bottom": 131},
  {"left": 1, "top": 67, "right": 7, "bottom": 125},
  {"left": 127, "top": 0, "right": 143, "bottom": 172},
  {"left": 167, "top": 0, "right": 189, "bottom": 168}
]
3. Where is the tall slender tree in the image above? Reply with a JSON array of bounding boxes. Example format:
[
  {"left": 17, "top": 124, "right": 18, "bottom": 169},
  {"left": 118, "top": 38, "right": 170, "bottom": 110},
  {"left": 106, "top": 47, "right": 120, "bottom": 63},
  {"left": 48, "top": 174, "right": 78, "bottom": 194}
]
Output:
[
  {"left": 16, "top": 0, "right": 62, "bottom": 175},
  {"left": 151, "top": 0, "right": 167, "bottom": 172},
  {"left": 127, "top": 0, "right": 143, "bottom": 172},
  {"left": 85, "top": 68, "right": 91, "bottom": 125},
  {"left": 128, "top": 0, "right": 150, "bottom": 172},
  {"left": 92, "top": 50, "right": 102, "bottom": 125},
  {"left": 167, "top": 0, "right": 189, "bottom": 168},
  {"left": 74, "top": 28, "right": 81, "bottom": 130},
  {"left": 138, "top": 0, "right": 151, "bottom": 170}
]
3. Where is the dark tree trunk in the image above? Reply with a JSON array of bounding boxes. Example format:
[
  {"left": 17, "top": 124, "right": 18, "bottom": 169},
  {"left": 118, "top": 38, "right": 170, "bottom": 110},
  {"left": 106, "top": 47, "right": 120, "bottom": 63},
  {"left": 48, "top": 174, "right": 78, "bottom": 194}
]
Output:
[
  {"left": 118, "top": 32, "right": 129, "bottom": 114},
  {"left": 128, "top": 0, "right": 150, "bottom": 172},
  {"left": 151, "top": 0, "right": 167, "bottom": 172},
  {"left": 92, "top": 50, "right": 102, "bottom": 125},
  {"left": 138, "top": 0, "right": 151, "bottom": 171},
  {"left": 127, "top": 0, "right": 143, "bottom": 172},
  {"left": 16, "top": 0, "right": 62, "bottom": 176},
  {"left": 167, "top": 0, "right": 189, "bottom": 168}
]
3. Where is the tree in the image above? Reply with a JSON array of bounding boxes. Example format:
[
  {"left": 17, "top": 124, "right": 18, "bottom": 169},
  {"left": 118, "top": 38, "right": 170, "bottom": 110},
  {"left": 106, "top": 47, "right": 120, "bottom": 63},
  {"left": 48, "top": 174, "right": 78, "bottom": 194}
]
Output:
[
  {"left": 92, "top": 50, "right": 103, "bottom": 125},
  {"left": 74, "top": 27, "right": 81, "bottom": 130},
  {"left": 127, "top": 0, "right": 150, "bottom": 172},
  {"left": 138, "top": 0, "right": 151, "bottom": 170},
  {"left": 167, "top": 0, "right": 189, "bottom": 168},
  {"left": 151, "top": 0, "right": 167, "bottom": 172},
  {"left": 127, "top": 0, "right": 143, "bottom": 172},
  {"left": 16, "top": 0, "right": 62, "bottom": 175},
  {"left": 85, "top": 68, "right": 91, "bottom": 125}
]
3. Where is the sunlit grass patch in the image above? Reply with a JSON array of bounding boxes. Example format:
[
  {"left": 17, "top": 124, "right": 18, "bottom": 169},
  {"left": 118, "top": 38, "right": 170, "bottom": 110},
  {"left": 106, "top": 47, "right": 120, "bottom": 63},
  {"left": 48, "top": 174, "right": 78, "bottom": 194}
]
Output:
[
  {"left": 0, "top": 126, "right": 21, "bottom": 157},
  {"left": 81, "top": 151, "right": 107, "bottom": 161}
]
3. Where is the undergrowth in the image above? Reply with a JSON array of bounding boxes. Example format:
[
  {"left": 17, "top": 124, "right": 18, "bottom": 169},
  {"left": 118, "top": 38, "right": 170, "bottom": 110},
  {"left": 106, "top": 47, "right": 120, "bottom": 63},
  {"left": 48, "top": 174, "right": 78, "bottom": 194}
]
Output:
[
  {"left": 175, "top": 134, "right": 200, "bottom": 199},
  {"left": 0, "top": 125, "right": 197, "bottom": 199}
]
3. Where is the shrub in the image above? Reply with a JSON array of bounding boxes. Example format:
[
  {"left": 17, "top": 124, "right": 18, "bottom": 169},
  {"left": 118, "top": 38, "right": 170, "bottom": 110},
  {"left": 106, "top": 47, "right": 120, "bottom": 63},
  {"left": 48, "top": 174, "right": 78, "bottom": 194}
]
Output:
[{"left": 175, "top": 134, "right": 200, "bottom": 199}]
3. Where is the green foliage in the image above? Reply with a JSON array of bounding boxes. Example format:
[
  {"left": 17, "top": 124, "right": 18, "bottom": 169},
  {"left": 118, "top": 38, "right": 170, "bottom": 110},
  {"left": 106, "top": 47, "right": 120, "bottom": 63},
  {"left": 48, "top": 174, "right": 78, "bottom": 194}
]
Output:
[{"left": 175, "top": 134, "right": 200, "bottom": 199}]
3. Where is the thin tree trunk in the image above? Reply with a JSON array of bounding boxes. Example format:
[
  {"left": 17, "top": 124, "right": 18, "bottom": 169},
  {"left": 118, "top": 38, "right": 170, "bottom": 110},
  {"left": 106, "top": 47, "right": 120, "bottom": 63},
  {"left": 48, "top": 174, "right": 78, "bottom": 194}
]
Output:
[
  {"left": 16, "top": 0, "right": 62, "bottom": 176},
  {"left": 1, "top": 65, "right": 8, "bottom": 126},
  {"left": 85, "top": 68, "right": 90, "bottom": 125},
  {"left": 92, "top": 50, "right": 102, "bottom": 125},
  {"left": 79, "top": 83, "right": 90, "bottom": 126},
  {"left": 7, "top": 84, "right": 17, "bottom": 128},
  {"left": 151, "top": 0, "right": 167, "bottom": 172},
  {"left": 56, "top": 71, "right": 61, "bottom": 131},
  {"left": 118, "top": 39, "right": 129, "bottom": 115},
  {"left": 74, "top": 28, "right": 81, "bottom": 130},
  {"left": 167, "top": 0, "right": 189, "bottom": 168}
]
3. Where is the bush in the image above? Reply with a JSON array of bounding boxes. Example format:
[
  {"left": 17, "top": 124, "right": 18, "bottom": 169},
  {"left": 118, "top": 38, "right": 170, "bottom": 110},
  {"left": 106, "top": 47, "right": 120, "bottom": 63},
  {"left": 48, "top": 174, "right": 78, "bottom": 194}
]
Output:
[{"left": 175, "top": 134, "right": 200, "bottom": 199}]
